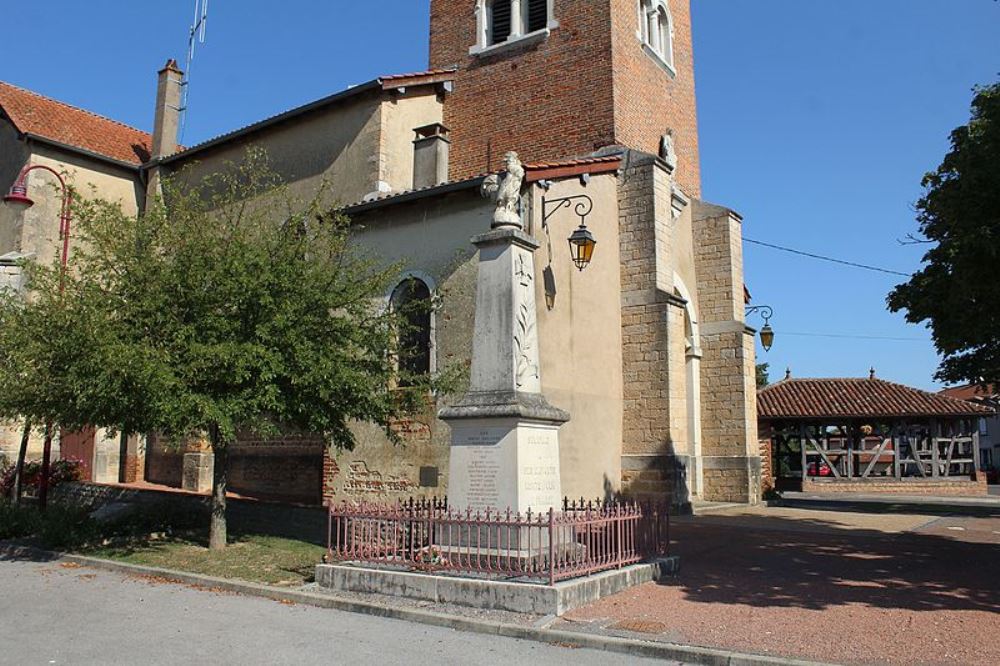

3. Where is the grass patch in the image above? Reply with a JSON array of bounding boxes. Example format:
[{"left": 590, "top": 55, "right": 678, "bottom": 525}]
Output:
[
  {"left": 84, "top": 532, "right": 325, "bottom": 586},
  {"left": 2, "top": 499, "right": 324, "bottom": 586}
]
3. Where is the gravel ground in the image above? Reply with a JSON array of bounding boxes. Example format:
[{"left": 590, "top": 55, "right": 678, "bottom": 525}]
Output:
[{"left": 561, "top": 508, "right": 1000, "bottom": 665}]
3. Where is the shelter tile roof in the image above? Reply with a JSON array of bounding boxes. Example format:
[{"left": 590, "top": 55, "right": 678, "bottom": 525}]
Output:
[
  {"left": 758, "top": 377, "right": 994, "bottom": 420},
  {"left": 0, "top": 81, "right": 152, "bottom": 166}
]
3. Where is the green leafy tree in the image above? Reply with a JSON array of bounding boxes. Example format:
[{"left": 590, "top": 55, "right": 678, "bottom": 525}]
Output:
[
  {"left": 2, "top": 151, "right": 446, "bottom": 548},
  {"left": 756, "top": 363, "right": 770, "bottom": 389},
  {"left": 888, "top": 82, "right": 1000, "bottom": 387},
  {"left": 0, "top": 236, "right": 112, "bottom": 504}
]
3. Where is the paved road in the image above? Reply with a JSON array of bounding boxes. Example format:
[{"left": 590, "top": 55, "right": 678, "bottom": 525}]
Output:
[
  {"left": 567, "top": 508, "right": 1000, "bottom": 666},
  {"left": 0, "top": 558, "right": 681, "bottom": 666}
]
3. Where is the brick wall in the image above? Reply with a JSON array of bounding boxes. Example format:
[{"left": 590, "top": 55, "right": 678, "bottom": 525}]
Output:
[
  {"left": 430, "top": 0, "right": 616, "bottom": 179},
  {"left": 609, "top": 0, "right": 700, "bottom": 196},
  {"left": 429, "top": 0, "right": 700, "bottom": 194}
]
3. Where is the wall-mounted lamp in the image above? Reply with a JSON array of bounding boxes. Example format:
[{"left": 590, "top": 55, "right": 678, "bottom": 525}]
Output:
[
  {"left": 745, "top": 304, "right": 775, "bottom": 352},
  {"left": 541, "top": 192, "right": 596, "bottom": 271}
]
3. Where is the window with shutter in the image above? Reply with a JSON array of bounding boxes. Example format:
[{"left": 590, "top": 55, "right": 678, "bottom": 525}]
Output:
[
  {"left": 490, "top": 1, "right": 513, "bottom": 45},
  {"left": 526, "top": 0, "right": 547, "bottom": 33}
]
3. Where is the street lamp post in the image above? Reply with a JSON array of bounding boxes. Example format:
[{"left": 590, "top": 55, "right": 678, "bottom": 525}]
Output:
[{"left": 4, "top": 164, "right": 74, "bottom": 510}]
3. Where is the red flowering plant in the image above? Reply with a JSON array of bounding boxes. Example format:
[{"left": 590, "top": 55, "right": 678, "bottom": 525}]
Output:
[{"left": 0, "top": 458, "right": 82, "bottom": 498}]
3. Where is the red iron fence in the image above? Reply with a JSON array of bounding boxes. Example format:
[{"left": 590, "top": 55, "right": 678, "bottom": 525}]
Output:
[{"left": 326, "top": 498, "right": 669, "bottom": 585}]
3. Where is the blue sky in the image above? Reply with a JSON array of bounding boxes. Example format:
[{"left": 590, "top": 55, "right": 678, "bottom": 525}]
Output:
[{"left": 1, "top": 1, "right": 997, "bottom": 389}]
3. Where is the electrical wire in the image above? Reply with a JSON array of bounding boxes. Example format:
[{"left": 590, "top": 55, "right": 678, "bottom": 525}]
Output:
[
  {"left": 744, "top": 237, "right": 911, "bottom": 277},
  {"left": 775, "top": 331, "right": 926, "bottom": 342}
]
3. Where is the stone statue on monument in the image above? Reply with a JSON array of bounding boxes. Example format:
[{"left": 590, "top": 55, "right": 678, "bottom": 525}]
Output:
[
  {"left": 659, "top": 130, "right": 677, "bottom": 173},
  {"left": 481, "top": 151, "right": 525, "bottom": 228}
]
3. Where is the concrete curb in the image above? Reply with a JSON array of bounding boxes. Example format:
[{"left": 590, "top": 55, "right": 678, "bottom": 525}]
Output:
[{"left": 0, "top": 544, "right": 828, "bottom": 666}]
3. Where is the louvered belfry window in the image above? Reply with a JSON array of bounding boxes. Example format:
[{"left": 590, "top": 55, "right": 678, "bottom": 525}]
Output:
[
  {"left": 490, "top": 1, "right": 513, "bottom": 45},
  {"left": 526, "top": 0, "right": 547, "bottom": 33}
]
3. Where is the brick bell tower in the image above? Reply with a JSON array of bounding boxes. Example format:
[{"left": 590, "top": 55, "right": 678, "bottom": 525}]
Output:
[{"left": 429, "top": 0, "right": 701, "bottom": 197}]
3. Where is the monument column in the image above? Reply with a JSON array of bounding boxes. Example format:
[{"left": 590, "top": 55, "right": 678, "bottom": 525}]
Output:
[{"left": 440, "top": 152, "right": 569, "bottom": 514}]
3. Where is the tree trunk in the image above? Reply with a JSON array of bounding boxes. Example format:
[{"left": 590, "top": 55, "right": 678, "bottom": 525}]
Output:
[
  {"left": 38, "top": 422, "right": 53, "bottom": 511},
  {"left": 11, "top": 419, "right": 31, "bottom": 505},
  {"left": 208, "top": 425, "right": 228, "bottom": 551},
  {"left": 118, "top": 429, "right": 129, "bottom": 484}
]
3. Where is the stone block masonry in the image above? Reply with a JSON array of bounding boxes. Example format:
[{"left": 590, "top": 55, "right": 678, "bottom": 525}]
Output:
[
  {"left": 802, "top": 477, "right": 989, "bottom": 497},
  {"left": 616, "top": 155, "right": 689, "bottom": 508},
  {"left": 693, "top": 203, "right": 761, "bottom": 504}
]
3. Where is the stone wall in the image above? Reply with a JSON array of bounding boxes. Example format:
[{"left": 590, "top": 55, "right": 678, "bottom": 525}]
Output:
[
  {"left": 50, "top": 482, "right": 328, "bottom": 545},
  {"left": 802, "top": 476, "right": 989, "bottom": 497},
  {"left": 616, "top": 155, "right": 689, "bottom": 508},
  {"left": 692, "top": 202, "right": 761, "bottom": 504}
]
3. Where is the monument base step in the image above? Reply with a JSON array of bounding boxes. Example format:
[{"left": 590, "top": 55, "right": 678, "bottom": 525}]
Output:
[{"left": 314, "top": 557, "right": 680, "bottom": 616}]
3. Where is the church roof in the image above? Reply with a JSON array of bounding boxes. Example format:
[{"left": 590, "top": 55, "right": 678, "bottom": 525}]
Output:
[
  {"left": 758, "top": 377, "right": 993, "bottom": 420},
  {"left": 343, "top": 154, "right": 625, "bottom": 213},
  {"left": 161, "top": 68, "right": 457, "bottom": 165},
  {"left": 0, "top": 80, "right": 153, "bottom": 167}
]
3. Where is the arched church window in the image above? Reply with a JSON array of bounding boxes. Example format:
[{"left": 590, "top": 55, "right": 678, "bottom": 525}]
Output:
[
  {"left": 390, "top": 276, "right": 433, "bottom": 381},
  {"left": 638, "top": 0, "right": 674, "bottom": 71}
]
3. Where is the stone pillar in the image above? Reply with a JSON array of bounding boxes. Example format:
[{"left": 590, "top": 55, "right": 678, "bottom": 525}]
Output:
[
  {"left": 182, "top": 452, "right": 214, "bottom": 493},
  {"left": 692, "top": 202, "right": 760, "bottom": 504},
  {"left": 440, "top": 152, "right": 569, "bottom": 515},
  {"left": 616, "top": 153, "right": 692, "bottom": 510}
]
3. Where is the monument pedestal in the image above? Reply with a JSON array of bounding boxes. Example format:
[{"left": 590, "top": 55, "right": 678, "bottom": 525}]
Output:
[{"left": 442, "top": 393, "right": 568, "bottom": 514}]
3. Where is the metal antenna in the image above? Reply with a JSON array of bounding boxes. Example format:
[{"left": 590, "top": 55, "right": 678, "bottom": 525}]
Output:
[{"left": 178, "top": 0, "right": 209, "bottom": 144}]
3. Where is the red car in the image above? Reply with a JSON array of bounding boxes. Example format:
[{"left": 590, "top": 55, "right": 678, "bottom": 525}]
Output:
[{"left": 807, "top": 461, "right": 833, "bottom": 477}]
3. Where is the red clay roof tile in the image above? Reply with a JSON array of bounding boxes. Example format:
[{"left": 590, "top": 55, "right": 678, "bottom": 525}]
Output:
[
  {"left": 758, "top": 377, "right": 994, "bottom": 419},
  {"left": 0, "top": 81, "right": 152, "bottom": 166}
]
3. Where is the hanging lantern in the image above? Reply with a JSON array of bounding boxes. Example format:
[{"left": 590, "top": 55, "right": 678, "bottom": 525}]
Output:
[
  {"left": 567, "top": 223, "right": 596, "bottom": 271},
  {"left": 759, "top": 323, "right": 775, "bottom": 352}
]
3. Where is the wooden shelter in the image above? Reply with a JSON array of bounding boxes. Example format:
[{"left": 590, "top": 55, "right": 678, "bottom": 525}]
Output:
[{"left": 758, "top": 374, "right": 994, "bottom": 495}]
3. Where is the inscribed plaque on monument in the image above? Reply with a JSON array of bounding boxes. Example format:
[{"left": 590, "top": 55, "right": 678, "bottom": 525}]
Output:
[{"left": 452, "top": 426, "right": 508, "bottom": 511}]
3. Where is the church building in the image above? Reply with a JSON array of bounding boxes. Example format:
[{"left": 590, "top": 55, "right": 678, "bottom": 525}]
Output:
[{"left": 0, "top": 0, "right": 761, "bottom": 508}]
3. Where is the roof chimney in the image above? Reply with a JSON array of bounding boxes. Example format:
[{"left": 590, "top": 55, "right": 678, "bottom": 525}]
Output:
[
  {"left": 151, "top": 59, "right": 183, "bottom": 159},
  {"left": 412, "top": 123, "right": 450, "bottom": 189},
  {"left": 785, "top": 367, "right": 792, "bottom": 380},
  {"left": 869, "top": 367, "right": 876, "bottom": 380}
]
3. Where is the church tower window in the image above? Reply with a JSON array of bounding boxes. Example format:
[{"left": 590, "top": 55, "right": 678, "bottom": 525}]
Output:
[
  {"left": 477, "top": 0, "right": 555, "bottom": 53},
  {"left": 488, "top": 0, "right": 513, "bottom": 45},
  {"left": 638, "top": 0, "right": 675, "bottom": 72}
]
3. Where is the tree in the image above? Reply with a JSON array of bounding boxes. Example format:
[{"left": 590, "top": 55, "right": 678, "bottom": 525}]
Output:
[
  {"left": 888, "top": 82, "right": 1000, "bottom": 387},
  {"left": 756, "top": 363, "right": 770, "bottom": 389},
  {"left": 2, "top": 151, "right": 443, "bottom": 548},
  {"left": 0, "top": 240, "right": 112, "bottom": 505}
]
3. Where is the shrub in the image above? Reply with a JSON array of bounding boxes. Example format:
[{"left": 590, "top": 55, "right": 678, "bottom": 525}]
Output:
[
  {"left": 36, "top": 505, "right": 98, "bottom": 550},
  {"left": 0, "top": 458, "right": 83, "bottom": 498},
  {"left": 0, "top": 500, "right": 42, "bottom": 540}
]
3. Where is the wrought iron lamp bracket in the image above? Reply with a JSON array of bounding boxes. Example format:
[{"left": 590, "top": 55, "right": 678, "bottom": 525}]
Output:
[
  {"left": 745, "top": 304, "right": 774, "bottom": 325},
  {"left": 540, "top": 194, "right": 594, "bottom": 230}
]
